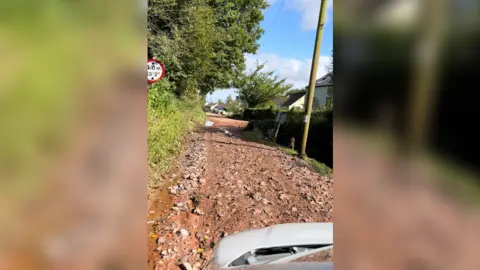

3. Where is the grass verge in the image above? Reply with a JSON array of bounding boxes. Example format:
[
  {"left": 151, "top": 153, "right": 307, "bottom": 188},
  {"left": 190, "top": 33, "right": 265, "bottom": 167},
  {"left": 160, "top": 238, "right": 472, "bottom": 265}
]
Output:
[
  {"left": 306, "top": 157, "right": 333, "bottom": 176},
  {"left": 241, "top": 129, "right": 332, "bottom": 176},
  {"left": 148, "top": 90, "right": 205, "bottom": 189}
]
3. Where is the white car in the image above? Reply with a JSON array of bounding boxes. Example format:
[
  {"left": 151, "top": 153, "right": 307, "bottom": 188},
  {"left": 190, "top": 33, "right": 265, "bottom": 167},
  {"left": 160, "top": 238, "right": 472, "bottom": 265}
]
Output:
[{"left": 208, "top": 223, "right": 333, "bottom": 270}]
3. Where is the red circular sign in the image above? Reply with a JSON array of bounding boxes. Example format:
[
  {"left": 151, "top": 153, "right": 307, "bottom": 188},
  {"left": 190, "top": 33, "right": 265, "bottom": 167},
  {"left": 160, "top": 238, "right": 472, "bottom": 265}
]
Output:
[{"left": 147, "top": 59, "right": 165, "bottom": 84}]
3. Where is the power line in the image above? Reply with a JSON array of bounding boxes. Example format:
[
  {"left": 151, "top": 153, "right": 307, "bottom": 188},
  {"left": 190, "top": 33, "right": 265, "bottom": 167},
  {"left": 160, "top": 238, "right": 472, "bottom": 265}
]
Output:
[
  {"left": 260, "top": 0, "right": 286, "bottom": 48},
  {"left": 271, "top": 0, "right": 286, "bottom": 27}
]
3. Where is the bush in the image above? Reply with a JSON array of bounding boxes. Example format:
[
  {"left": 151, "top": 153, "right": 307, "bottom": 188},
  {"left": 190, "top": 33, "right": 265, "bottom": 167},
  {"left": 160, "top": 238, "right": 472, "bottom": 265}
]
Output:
[
  {"left": 229, "top": 113, "right": 243, "bottom": 120},
  {"left": 242, "top": 108, "right": 276, "bottom": 120},
  {"left": 244, "top": 108, "right": 333, "bottom": 167},
  {"left": 242, "top": 107, "right": 331, "bottom": 121},
  {"left": 276, "top": 110, "right": 332, "bottom": 167},
  {"left": 148, "top": 83, "right": 205, "bottom": 188},
  {"left": 245, "top": 119, "right": 278, "bottom": 133}
]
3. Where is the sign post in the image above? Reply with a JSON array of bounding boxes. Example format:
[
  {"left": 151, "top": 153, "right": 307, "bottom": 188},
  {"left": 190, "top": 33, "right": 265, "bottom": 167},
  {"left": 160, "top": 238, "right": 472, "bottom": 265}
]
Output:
[{"left": 274, "top": 112, "right": 287, "bottom": 141}]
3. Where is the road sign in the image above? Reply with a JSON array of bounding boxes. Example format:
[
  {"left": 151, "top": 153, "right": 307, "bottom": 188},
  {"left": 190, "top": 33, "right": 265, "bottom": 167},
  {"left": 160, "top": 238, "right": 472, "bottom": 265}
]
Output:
[
  {"left": 147, "top": 59, "right": 165, "bottom": 84},
  {"left": 275, "top": 112, "right": 287, "bottom": 124}
]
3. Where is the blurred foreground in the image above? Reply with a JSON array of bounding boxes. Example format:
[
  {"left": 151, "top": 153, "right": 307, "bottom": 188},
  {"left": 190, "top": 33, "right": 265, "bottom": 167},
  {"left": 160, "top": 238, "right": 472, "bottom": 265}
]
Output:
[
  {"left": 2, "top": 0, "right": 480, "bottom": 269},
  {"left": 335, "top": 0, "right": 480, "bottom": 269},
  {"left": 0, "top": 1, "right": 147, "bottom": 269},
  {"left": 335, "top": 125, "right": 480, "bottom": 269}
]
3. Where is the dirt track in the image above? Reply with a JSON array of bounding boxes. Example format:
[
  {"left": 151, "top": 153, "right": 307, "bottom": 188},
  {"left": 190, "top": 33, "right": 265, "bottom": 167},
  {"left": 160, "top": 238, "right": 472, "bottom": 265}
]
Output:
[
  {"left": 147, "top": 114, "right": 333, "bottom": 270},
  {"left": 206, "top": 112, "right": 250, "bottom": 130}
]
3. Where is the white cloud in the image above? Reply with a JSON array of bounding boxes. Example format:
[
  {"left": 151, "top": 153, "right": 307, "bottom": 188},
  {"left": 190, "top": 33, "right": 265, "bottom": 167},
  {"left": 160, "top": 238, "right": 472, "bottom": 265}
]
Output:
[
  {"left": 207, "top": 53, "right": 331, "bottom": 101},
  {"left": 284, "top": 0, "right": 333, "bottom": 31},
  {"left": 244, "top": 53, "right": 330, "bottom": 89}
]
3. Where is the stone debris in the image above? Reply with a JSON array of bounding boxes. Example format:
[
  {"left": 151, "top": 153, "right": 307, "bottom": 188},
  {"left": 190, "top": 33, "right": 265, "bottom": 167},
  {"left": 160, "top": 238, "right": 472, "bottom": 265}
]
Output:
[
  {"left": 151, "top": 121, "right": 333, "bottom": 270},
  {"left": 180, "top": 262, "right": 193, "bottom": 270},
  {"left": 180, "top": 229, "right": 189, "bottom": 237},
  {"left": 180, "top": 255, "right": 189, "bottom": 263},
  {"left": 194, "top": 208, "right": 205, "bottom": 215},
  {"left": 157, "top": 236, "right": 166, "bottom": 244}
]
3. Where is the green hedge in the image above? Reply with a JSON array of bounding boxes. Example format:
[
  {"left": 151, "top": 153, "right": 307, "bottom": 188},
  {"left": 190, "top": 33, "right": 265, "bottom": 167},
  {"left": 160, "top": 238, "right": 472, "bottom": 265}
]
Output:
[
  {"left": 242, "top": 107, "right": 330, "bottom": 121},
  {"left": 277, "top": 111, "right": 332, "bottom": 168},
  {"left": 242, "top": 108, "right": 277, "bottom": 120},
  {"left": 245, "top": 119, "right": 278, "bottom": 133},
  {"left": 148, "top": 81, "right": 205, "bottom": 188},
  {"left": 244, "top": 108, "right": 333, "bottom": 168}
]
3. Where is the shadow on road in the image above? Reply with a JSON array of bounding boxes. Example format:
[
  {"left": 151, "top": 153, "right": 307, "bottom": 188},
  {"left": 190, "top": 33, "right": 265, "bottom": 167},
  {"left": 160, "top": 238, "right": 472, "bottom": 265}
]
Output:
[
  {"left": 201, "top": 139, "right": 277, "bottom": 152},
  {"left": 205, "top": 114, "right": 225, "bottom": 120}
]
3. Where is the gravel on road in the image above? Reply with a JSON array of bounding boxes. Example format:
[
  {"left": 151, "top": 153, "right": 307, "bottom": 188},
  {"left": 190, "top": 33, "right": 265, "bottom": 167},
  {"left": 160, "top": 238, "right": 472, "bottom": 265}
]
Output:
[{"left": 148, "top": 115, "right": 333, "bottom": 270}]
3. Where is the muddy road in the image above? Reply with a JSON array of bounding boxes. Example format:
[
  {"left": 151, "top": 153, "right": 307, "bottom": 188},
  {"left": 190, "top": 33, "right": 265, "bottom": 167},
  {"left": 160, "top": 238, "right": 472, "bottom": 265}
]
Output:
[{"left": 147, "top": 114, "right": 333, "bottom": 270}]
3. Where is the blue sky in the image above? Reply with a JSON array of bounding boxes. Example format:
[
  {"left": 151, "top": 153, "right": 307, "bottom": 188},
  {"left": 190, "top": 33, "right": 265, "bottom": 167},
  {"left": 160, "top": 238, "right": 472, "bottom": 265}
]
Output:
[{"left": 207, "top": 0, "right": 333, "bottom": 102}]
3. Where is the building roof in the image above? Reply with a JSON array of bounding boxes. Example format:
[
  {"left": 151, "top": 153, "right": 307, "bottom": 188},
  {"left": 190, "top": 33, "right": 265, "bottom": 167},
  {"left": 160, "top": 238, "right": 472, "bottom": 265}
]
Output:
[
  {"left": 282, "top": 92, "right": 305, "bottom": 107},
  {"left": 273, "top": 97, "right": 288, "bottom": 107},
  {"left": 315, "top": 72, "right": 333, "bottom": 87},
  {"left": 205, "top": 102, "right": 217, "bottom": 107},
  {"left": 215, "top": 103, "right": 228, "bottom": 109}
]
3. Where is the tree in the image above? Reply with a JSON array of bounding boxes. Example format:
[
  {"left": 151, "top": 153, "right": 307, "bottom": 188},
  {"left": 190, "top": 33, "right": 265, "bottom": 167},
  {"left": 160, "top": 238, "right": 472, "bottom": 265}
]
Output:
[
  {"left": 217, "top": 98, "right": 223, "bottom": 104},
  {"left": 236, "top": 62, "right": 293, "bottom": 108},
  {"left": 226, "top": 94, "right": 234, "bottom": 104},
  {"left": 326, "top": 49, "right": 334, "bottom": 97},
  {"left": 147, "top": 0, "right": 269, "bottom": 97},
  {"left": 286, "top": 88, "right": 306, "bottom": 96},
  {"left": 204, "top": 0, "right": 269, "bottom": 91},
  {"left": 148, "top": 0, "right": 218, "bottom": 96},
  {"left": 327, "top": 49, "right": 333, "bottom": 81}
]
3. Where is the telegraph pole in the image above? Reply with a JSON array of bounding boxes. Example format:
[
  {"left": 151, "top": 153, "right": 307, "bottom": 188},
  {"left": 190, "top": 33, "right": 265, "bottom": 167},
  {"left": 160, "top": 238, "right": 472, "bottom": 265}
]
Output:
[{"left": 300, "top": 0, "right": 328, "bottom": 158}]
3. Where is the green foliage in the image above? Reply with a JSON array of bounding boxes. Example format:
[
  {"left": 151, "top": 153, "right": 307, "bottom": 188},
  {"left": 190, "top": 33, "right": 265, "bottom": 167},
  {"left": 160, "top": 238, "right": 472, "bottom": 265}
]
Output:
[
  {"left": 207, "top": 0, "right": 269, "bottom": 89},
  {"left": 147, "top": 0, "right": 269, "bottom": 187},
  {"left": 227, "top": 102, "right": 243, "bottom": 114},
  {"left": 148, "top": 83, "right": 205, "bottom": 188},
  {"left": 242, "top": 108, "right": 333, "bottom": 167},
  {"left": 148, "top": 0, "right": 217, "bottom": 96},
  {"left": 286, "top": 89, "right": 306, "bottom": 96},
  {"left": 148, "top": 0, "right": 268, "bottom": 96},
  {"left": 242, "top": 108, "right": 277, "bottom": 120},
  {"left": 242, "top": 107, "right": 331, "bottom": 121},
  {"left": 236, "top": 62, "right": 293, "bottom": 108},
  {"left": 241, "top": 130, "right": 266, "bottom": 143},
  {"left": 228, "top": 113, "right": 243, "bottom": 120},
  {"left": 256, "top": 100, "right": 277, "bottom": 109},
  {"left": 226, "top": 94, "right": 234, "bottom": 105},
  {"left": 277, "top": 109, "right": 333, "bottom": 168},
  {"left": 245, "top": 119, "right": 277, "bottom": 132},
  {"left": 306, "top": 158, "right": 333, "bottom": 176}
]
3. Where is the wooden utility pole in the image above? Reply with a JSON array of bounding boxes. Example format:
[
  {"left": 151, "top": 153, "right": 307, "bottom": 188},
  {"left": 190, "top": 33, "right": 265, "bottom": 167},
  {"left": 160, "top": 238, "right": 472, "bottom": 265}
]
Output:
[{"left": 300, "top": 0, "right": 328, "bottom": 158}]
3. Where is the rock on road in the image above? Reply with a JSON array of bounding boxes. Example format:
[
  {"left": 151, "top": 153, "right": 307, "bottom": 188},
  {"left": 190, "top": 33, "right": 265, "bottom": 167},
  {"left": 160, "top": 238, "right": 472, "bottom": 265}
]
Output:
[{"left": 148, "top": 114, "right": 333, "bottom": 270}]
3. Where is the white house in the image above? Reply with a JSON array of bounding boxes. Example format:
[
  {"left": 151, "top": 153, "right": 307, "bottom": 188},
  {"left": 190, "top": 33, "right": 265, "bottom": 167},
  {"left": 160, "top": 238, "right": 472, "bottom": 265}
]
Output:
[
  {"left": 312, "top": 72, "right": 333, "bottom": 108},
  {"left": 279, "top": 92, "right": 305, "bottom": 110},
  {"left": 273, "top": 72, "right": 333, "bottom": 110},
  {"left": 204, "top": 102, "right": 218, "bottom": 111}
]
